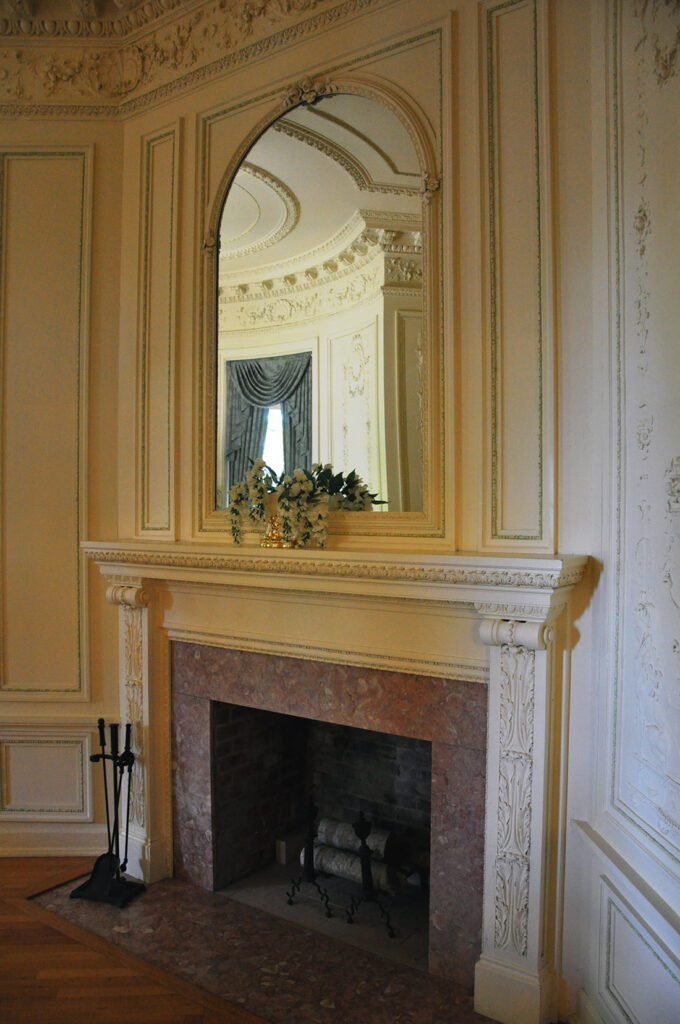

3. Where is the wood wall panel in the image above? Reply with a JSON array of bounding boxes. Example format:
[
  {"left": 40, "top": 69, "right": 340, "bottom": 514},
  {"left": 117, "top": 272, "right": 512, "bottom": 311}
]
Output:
[
  {"left": 0, "top": 148, "right": 91, "bottom": 698},
  {"left": 138, "top": 125, "right": 180, "bottom": 536},
  {"left": 482, "top": 0, "right": 553, "bottom": 548},
  {"left": 0, "top": 727, "right": 92, "bottom": 820}
]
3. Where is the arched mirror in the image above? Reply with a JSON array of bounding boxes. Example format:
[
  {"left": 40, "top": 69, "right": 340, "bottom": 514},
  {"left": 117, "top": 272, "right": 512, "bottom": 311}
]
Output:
[{"left": 214, "top": 88, "right": 430, "bottom": 519}]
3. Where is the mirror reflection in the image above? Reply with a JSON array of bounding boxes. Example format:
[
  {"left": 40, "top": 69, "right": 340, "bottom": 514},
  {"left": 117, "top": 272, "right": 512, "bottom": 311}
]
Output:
[{"left": 215, "top": 92, "right": 425, "bottom": 513}]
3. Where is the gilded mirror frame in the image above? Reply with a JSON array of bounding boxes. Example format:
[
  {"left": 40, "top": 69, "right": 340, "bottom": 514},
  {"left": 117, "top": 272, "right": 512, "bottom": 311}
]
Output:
[{"left": 199, "top": 70, "right": 445, "bottom": 546}]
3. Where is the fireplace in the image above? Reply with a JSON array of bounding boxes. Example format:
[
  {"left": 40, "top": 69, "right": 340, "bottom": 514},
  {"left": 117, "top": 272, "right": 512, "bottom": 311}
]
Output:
[
  {"left": 92, "top": 546, "right": 585, "bottom": 1022},
  {"left": 170, "top": 642, "right": 487, "bottom": 988}
]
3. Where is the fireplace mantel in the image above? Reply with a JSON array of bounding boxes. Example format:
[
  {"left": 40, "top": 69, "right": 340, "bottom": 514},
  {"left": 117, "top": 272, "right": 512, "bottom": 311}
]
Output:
[{"left": 85, "top": 540, "right": 588, "bottom": 1024}]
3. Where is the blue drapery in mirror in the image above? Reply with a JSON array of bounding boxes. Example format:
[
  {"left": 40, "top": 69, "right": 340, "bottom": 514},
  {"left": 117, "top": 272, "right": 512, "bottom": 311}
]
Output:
[{"left": 224, "top": 352, "right": 312, "bottom": 492}]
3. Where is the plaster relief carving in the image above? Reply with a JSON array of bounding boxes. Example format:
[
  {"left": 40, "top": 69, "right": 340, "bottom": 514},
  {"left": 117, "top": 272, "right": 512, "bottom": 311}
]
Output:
[
  {"left": 613, "top": 1, "right": 680, "bottom": 867},
  {"left": 667, "top": 455, "right": 680, "bottom": 511},
  {"left": 122, "top": 604, "right": 146, "bottom": 828},
  {"left": 0, "top": 0, "right": 342, "bottom": 106},
  {"left": 494, "top": 644, "right": 534, "bottom": 957}
]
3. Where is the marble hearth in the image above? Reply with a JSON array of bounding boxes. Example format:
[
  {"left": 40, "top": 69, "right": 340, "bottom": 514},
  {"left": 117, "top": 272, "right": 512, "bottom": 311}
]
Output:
[
  {"left": 88, "top": 543, "right": 587, "bottom": 1023},
  {"left": 170, "top": 642, "right": 487, "bottom": 987}
]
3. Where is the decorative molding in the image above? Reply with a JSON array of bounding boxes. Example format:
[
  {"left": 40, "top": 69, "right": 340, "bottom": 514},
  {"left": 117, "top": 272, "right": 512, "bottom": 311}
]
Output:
[
  {"left": 166, "top": 625, "right": 488, "bottom": 683},
  {"left": 106, "top": 582, "right": 150, "bottom": 608},
  {"left": 86, "top": 544, "right": 588, "bottom": 592},
  {"left": 0, "top": 0, "right": 368, "bottom": 111},
  {"left": 478, "top": 616, "right": 553, "bottom": 648},
  {"left": 483, "top": 0, "right": 553, "bottom": 545},
  {"left": 493, "top": 644, "right": 535, "bottom": 956},
  {"left": 284, "top": 73, "right": 338, "bottom": 108},
  {"left": 607, "top": 0, "right": 680, "bottom": 871},
  {"left": 121, "top": 603, "right": 146, "bottom": 828},
  {"left": 599, "top": 876, "right": 680, "bottom": 1023},
  {"left": 273, "top": 117, "right": 421, "bottom": 196},
  {"left": 0, "top": 146, "right": 92, "bottom": 700},
  {"left": 218, "top": 218, "right": 422, "bottom": 322},
  {"left": 138, "top": 123, "right": 179, "bottom": 535},
  {"left": 220, "top": 162, "right": 300, "bottom": 260},
  {"left": 0, "top": 726, "right": 92, "bottom": 820}
]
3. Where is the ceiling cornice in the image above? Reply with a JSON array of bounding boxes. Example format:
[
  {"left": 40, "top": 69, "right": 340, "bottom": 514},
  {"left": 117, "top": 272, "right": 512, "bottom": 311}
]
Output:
[{"left": 0, "top": 0, "right": 385, "bottom": 115}]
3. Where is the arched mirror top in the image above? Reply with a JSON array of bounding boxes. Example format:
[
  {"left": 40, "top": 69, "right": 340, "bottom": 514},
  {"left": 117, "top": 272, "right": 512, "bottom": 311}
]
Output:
[{"left": 207, "top": 74, "right": 443, "bottom": 538}]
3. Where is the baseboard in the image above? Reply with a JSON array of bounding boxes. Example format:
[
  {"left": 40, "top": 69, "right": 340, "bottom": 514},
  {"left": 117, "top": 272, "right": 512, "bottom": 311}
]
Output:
[
  {"left": 474, "top": 954, "right": 555, "bottom": 1024},
  {"left": 0, "top": 822, "right": 107, "bottom": 857},
  {"left": 578, "top": 989, "right": 608, "bottom": 1024}
]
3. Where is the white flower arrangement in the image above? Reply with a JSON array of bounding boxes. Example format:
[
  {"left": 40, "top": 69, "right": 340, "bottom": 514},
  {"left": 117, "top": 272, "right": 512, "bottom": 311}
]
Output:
[{"left": 228, "top": 459, "right": 382, "bottom": 547}]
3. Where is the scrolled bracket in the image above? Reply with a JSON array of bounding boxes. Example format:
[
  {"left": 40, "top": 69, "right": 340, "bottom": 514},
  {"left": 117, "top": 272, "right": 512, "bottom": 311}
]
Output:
[
  {"left": 478, "top": 617, "right": 552, "bottom": 651},
  {"left": 106, "top": 583, "right": 150, "bottom": 609}
]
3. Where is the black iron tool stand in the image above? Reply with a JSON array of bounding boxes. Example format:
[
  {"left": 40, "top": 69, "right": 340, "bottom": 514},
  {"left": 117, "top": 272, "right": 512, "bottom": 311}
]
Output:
[
  {"left": 345, "top": 812, "right": 395, "bottom": 938},
  {"left": 286, "top": 802, "right": 332, "bottom": 918},
  {"left": 71, "top": 718, "right": 146, "bottom": 909}
]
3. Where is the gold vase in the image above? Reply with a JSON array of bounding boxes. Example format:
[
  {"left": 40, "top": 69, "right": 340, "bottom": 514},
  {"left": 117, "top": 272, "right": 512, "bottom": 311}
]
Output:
[
  {"left": 260, "top": 494, "right": 295, "bottom": 548},
  {"left": 261, "top": 512, "right": 286, "bottom": 547}
]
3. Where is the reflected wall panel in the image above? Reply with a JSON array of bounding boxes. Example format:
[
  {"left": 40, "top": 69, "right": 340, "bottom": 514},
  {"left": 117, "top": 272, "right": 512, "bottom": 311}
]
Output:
[{"left": 0, "top": 148, "right": 91, "bottom": 698}]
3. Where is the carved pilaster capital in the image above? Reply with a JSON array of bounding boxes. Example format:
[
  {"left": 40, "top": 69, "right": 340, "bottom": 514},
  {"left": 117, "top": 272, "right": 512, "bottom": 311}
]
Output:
[
  {"left": 478, "top": 617, "right": 552, "bottom": 651},
  {"left": 106, "top": 582, "right": 150, "bottom": 609}
]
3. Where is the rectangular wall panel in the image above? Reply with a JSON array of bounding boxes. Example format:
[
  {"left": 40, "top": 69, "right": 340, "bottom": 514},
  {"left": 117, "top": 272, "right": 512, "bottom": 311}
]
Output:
[
  {"left": 482, "top": 0, "right": 552, "bottom": 545},
  {"left": 598, "top": 879, "right": 680, "bottom": 1024},
  {"left": 0, "top": 148, "right": 91, "bottom": 697},
  {"left": 138, "top": 125, "right": 179, "bottom": 534},
  {"left": 0, "top": 727, "right": 92, "bottom": 820}
]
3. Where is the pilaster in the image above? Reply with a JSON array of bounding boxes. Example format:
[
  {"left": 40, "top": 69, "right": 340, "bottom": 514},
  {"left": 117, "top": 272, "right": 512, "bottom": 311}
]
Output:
[
  {"left": 106, "top": 577, "right": 171, "bottom": 882},
  {"left": 474, "top": 605, "right": 563, "bottom": 1024}
]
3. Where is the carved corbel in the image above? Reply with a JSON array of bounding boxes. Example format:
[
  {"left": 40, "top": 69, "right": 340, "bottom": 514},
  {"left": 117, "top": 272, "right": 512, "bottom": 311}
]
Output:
[{"left": 106, "top": 582, "right": 150, "bottom": 609}]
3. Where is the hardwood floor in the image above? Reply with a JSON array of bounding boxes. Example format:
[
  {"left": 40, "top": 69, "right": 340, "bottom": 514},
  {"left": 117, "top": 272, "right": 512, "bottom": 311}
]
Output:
[{"left": 0, "top": 857, "right": 268, "bottom": 1023}]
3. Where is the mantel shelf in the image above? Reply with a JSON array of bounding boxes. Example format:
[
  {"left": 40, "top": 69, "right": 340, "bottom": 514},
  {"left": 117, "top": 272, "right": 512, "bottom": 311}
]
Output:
[{"left": 82, "top": 540, "right": 588, "bottom": 620}]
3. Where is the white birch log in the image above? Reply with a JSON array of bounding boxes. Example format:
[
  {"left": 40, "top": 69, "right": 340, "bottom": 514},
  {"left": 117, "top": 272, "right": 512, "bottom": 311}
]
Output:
[
  {"left": 316, "top": 817, "right": 394, "bottom": 859},
  {"left": 300, "top": 842, "right": 401, "bottom": 892}
]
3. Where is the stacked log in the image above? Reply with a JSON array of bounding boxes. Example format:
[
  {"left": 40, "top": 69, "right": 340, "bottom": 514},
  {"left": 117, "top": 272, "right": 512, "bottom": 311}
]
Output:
[{"left": 299, "top": 817, "right": 404, "bottom": 893}]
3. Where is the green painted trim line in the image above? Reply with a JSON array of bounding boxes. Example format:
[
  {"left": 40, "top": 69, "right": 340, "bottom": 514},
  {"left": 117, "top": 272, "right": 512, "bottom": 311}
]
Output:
[{"left": 486, "top": 0, "right": 544, "bottom": 542}]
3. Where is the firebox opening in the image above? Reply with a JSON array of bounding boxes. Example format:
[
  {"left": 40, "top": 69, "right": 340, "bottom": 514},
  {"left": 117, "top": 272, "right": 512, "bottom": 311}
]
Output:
[{"left": 210, "top": 700, "right": 432, "bottom": 966}]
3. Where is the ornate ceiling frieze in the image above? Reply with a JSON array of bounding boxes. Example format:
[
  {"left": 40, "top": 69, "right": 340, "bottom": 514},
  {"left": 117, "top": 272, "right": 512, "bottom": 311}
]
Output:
[{"left": 0, "top": 0, "right": 373, "bottom": 112}]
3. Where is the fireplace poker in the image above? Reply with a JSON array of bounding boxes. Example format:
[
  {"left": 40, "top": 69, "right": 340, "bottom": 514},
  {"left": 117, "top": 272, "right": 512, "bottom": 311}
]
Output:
[{"left": 70, "top": 719, "right": 145, "bottom": 909}]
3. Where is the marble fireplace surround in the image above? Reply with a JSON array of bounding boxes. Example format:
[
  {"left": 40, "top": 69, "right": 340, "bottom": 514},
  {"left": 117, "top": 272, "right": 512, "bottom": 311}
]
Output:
[
  {"left": 85, "top": 542, "right": 588, "bottom": 1024},
  {"left": 170, "top": 642, "right": 486, "bottom": 987}
]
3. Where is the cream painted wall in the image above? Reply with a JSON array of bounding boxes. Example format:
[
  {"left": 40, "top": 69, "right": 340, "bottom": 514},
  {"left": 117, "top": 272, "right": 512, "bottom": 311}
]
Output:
[{"left": 0, "top": 1, "right": 678, "bottom": 1022}]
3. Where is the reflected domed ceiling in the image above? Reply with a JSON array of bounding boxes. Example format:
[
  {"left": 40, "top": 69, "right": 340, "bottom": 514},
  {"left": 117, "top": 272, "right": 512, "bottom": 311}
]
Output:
[{"left": 219, "top": 93, "right": 422, "bottom": 285}]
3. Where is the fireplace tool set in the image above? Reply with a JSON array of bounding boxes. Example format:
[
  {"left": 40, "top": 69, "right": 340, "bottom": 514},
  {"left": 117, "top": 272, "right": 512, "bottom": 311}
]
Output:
[
  {"left": 71, "top": 718, "right": 146, "bottom": 909},
  {"left": 286, "top": 806, "right": 395, "bottom": 938}
]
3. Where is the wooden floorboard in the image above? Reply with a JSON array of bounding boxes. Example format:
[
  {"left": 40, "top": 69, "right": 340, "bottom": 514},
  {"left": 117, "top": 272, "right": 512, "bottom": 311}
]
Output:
[{"left": 0, "top": 858, "right": 269, "bottom": 1024}]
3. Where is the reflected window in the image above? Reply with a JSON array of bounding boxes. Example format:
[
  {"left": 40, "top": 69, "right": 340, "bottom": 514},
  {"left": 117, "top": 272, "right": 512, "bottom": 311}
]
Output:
[
  {"left": 222, "top": 352, "right": 312, "bottom": 500},
  {"left": 262, "top": 405, "right": 285, "bottom": 479}
]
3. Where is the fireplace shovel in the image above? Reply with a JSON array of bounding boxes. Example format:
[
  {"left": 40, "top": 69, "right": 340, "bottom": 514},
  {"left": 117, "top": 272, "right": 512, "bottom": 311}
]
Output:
[{"left": 70, "top": 719, "right": 146, "bottom": 909}]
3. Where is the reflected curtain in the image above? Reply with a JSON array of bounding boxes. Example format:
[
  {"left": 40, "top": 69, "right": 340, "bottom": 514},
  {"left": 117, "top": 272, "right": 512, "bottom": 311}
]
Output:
[{"left": 225, "top": 352, "right": 312, "bottom": 491}]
